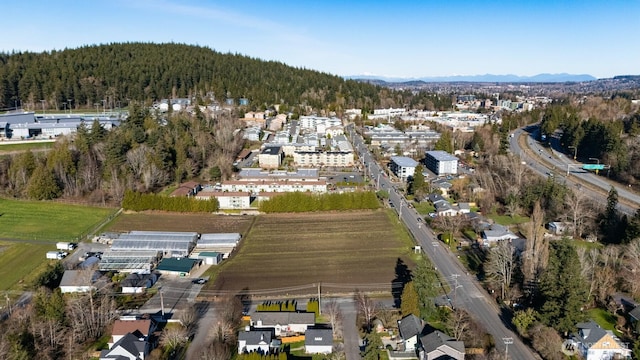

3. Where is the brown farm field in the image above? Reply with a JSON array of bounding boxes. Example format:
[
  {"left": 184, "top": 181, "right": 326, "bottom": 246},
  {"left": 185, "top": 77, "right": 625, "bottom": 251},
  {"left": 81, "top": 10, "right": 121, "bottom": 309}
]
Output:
[
  {"left": 209, "top": 210, "right": 417, "bottom": 295},
  {"left": 105, "top": 211, "right": 255, "bottom": 236}
]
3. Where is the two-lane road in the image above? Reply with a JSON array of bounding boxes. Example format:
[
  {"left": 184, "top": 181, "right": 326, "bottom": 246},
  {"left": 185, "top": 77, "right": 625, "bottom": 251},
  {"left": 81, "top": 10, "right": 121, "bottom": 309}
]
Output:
[{"left": 349, "top": 126, "right": 537, "bottom": 359}]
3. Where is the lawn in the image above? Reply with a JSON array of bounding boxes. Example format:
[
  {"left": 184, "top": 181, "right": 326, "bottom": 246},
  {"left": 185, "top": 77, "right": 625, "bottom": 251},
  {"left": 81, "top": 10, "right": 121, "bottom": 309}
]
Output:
[
  {"left": 0, "top": 242, "right": 54, "bottom": 290},
  {"left": 0, "top": 198, "right": 116, "bottom": 241},
  {"left": 208, "top": 210, "right": 418, "bottom": 295},
  {"left": 413, "top": 201, "right": 435, "bottom": 215},
  {"left": 486, "top": 214, "right": 530, "bottom": 226},
  {"left": 588, "top": 308, "right": 622, "bottom": 337},
  {"left": 0, "top": 141, "right": 55, "bottom": 153}
]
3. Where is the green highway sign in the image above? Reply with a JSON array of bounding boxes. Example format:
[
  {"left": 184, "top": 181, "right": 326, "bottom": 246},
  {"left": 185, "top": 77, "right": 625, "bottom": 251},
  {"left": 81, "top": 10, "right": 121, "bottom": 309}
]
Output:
[{"left": 583, "top": 164, "right": 605, "bottom": 170}]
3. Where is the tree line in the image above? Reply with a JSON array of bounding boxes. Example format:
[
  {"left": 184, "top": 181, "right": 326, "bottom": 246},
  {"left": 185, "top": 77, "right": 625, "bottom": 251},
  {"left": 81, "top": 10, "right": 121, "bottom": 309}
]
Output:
[{"left": 257, "top": 191, "right": 380, "bottom": 213}]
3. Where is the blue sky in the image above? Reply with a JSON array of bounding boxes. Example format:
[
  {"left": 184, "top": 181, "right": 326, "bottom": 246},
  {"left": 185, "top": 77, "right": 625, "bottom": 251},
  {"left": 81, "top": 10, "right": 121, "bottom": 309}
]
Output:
[{"left": 3, "top": 0, "right": 638, "bottom": 79}]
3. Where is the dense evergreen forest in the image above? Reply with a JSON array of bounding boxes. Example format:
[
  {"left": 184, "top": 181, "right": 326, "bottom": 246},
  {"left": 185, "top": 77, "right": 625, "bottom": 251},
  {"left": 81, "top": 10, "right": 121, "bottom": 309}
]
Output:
[{"left": 0, "top": 42, "right": 452, "bottom": 113}]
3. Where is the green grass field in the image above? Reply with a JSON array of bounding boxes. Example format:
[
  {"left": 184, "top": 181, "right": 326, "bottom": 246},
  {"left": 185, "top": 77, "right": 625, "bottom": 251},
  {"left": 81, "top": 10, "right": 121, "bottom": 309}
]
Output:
[
  {"left": 0, "top": 198, "right": 116, "bottom": 241},
  {"left": 0, "top": 242, "right": 54, "bottom": 290},
  {"left": 0, "top": 141, "right": 55, "bottom": 153},
  {"left": 588, "top": 308, "right": 622, "bottom": 337}
]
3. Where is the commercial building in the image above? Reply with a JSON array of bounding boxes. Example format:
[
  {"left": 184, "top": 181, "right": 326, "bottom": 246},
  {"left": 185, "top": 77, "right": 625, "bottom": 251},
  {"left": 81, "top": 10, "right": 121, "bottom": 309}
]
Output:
[{"left": 425, "top": 151, "right": 458, "bottom": 175}]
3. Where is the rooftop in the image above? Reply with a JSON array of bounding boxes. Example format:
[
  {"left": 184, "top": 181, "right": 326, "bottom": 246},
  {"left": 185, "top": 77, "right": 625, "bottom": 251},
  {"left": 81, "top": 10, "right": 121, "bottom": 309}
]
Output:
[
  {"left": 156, "top": 257, "right": 198, "bottom": 273},
  {"left": 390, "top": 156, "right": 419, "bottom": 168},
  {"left": 426, "top": 150, "right": 458, "bottom": 162}
]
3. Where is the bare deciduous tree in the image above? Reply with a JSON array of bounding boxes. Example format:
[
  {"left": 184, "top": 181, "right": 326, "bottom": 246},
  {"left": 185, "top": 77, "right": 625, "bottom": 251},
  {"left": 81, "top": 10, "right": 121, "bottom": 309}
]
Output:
[
  {"left": 485, "top": 241, "right": 515, "bottom": 301},
  {"left": 447, "top": 308, "right": 471, "bottom": 341},
  {"left": 624, "top": 239, "right": 640, "bottom": 297},
  {"left": 161, "top": 325, "right": 189, "bottom": 352},
  {"left": 565, "top": 190, "right": 594, "bottom": 238},
  {"left": 323, "top": 299, "right": 343, "bottom": 339},
  {"left": 354, "top": 290, "right": 378, "bottom": 332}
]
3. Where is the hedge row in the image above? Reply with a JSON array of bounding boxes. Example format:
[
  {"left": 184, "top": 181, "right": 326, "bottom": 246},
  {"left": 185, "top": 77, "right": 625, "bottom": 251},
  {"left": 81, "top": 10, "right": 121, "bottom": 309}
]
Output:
[
  {"left": 258, "top": 191, "right": 380, "bottom": 213},
  {"left": 122, "top": 190, "right": 219, "bottom": 212}
]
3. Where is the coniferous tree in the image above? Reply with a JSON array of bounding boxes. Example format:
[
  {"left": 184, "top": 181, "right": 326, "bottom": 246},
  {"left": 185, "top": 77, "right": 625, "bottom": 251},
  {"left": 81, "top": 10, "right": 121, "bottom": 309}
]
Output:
[{"left": 538, "top": 240, "right": 588, "bottom": 334}]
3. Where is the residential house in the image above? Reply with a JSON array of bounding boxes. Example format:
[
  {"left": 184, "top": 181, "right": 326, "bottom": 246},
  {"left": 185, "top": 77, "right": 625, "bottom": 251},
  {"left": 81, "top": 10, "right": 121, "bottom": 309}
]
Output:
[
  {"left": 570, "top": 320, "right": 631, "bottom": 360},
  {"left": 431, "top": 179, "right": 452, "bottom": 197},
  {"left": 428, "top": 193, "right": 459, "bottom": 217},
  {"left": 629, "top": 306, "right": 640, "bottom": 333},
  {"left": 251, "top": 312, "right": 316, "bottom": 336},
  {"left": 397, "top": 314, "right": 424, "bottom": 352},
  {"left": 238, "top": 329, "right": 276, "bottom": 354},
  {"left": 100, "top": 332, "right": 149, "bottom": 360},
  {"left": 457, "top": 202, "right": 471, "bottom": 214},
  {"left": 305, "top": 328, "right": 333, "bottom": 354},
  {"left": 419, "top": 330, "right": 465, "bottom": 360},
  {"left": 481, "top": 224, "right": 519, "bottom": 246},
  {"left": 109, "top": 319, "right": 155, "bottom": 346},
  {"left": 170, "top": 181, "right": 201, "bottom": 197},
  {"left": 121, "top": 273, "right": 158, "bottom": 294},
  {"left": 546, "top": 221, "right": 571, "bottom": 235}
]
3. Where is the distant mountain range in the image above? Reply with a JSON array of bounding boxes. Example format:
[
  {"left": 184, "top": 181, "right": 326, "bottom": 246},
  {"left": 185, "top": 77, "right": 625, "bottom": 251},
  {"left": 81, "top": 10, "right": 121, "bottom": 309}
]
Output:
[{"left": 346, "top": 73, "right": 597, "bottom": 83}]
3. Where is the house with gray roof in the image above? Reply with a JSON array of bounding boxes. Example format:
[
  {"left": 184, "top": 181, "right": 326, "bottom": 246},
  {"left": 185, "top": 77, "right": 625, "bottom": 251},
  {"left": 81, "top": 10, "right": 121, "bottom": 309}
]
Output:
[
  {"left": 570, "top": 320, "right": 631, "bottom": 360},
  {"left": 305, "top": 328, "right": 333, "bottom": 354},
  {"left": 251, "top": 312, "right": 316, "bottom": 336},
  {"left": 419, "top": 330, "right": 464, "bottom": 360},
  {"left": 100, "top": 332, "right": 149, "bottom": 360},
  {"left": 397, "top": 314, "right": 424, "bottom": 352},
  {"left": 481, "top": 224, "right": 519, "bottom": 246},
  {"left": 238, "top": 329, "right": 278, "bottom": 355}
]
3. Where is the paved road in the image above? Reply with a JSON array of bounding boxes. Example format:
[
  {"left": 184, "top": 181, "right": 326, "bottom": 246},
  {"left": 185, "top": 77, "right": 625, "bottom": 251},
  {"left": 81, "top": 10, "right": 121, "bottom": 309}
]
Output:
[
  {"left": 349, "top": 125, "right": 537, "bottom": 360},
  {"left": 338, "top": 299, "right": 360, "bottom": 360},
  {"left": 510, "top": 126, "right": 639, "bottom": 215}
]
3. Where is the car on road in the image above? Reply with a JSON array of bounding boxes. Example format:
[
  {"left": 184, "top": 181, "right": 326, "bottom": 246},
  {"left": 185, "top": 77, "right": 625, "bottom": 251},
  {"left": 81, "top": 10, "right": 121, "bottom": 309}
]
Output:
[
  {"left": 192, "top": 278, "right": 207, "bottom": 285},
  {"left": 417, "top": 217, "right": 423, "bottom": 222}
]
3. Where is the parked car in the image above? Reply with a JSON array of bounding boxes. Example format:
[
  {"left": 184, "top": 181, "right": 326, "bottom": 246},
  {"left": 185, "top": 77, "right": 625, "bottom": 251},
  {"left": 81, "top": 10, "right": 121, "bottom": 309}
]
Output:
[{"left": 192, "top": 278, "right": 207, "bottom": 285}]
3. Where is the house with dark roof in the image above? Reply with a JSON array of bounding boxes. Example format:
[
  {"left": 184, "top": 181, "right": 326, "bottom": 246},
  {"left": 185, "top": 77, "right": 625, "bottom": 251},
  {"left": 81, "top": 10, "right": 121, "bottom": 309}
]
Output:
[
  {"left": 397, "top": 314, "right": 424, "bottom": 352},
  {"left": 121, "top": 273, "right": 158, "bottom": 294},
  {"left": 238, "top": 329, "right": 278, "bottom": 354},
  {"left": 100, "top": 332, "right": 149, "bottom": 360},
  {"left": 251, "top": 311, "right": 316, "bottom": 336},
  {"left": 570, "top": 320, "right": 631, "bottom": 360},
  {"left": 305, "top": 328, "right": 333, "bottom": 354},
  {"left": 419, "top": 330, "right": 465, "bottom": 360}
]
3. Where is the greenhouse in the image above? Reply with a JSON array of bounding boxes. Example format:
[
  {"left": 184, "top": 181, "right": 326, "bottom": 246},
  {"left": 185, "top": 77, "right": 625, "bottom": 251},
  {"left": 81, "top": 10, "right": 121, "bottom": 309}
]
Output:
[
  {"left": 110, "top": 231, "right": 198, "bottom": 256},
  {"left": 195, "top": 233, "right": 241, "bottom": 258},
  {"left": 99, "top": 250, "right": 160, "bottom": 273}
]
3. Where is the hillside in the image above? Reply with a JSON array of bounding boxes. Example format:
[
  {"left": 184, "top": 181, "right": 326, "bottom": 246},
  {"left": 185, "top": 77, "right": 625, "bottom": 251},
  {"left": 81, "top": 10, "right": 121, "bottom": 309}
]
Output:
[{"left": 0, "top": 42, "right": 383, "bottom": 111}]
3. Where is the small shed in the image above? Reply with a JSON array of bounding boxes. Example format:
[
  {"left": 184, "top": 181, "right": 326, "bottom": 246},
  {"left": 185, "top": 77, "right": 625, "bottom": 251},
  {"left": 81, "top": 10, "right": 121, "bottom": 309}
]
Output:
[
  {"left": 198, "top": 251, "right": 223, "bottom": 265},
  {"left": 156, "top": 257, "right": 199, "bottom": 277}
]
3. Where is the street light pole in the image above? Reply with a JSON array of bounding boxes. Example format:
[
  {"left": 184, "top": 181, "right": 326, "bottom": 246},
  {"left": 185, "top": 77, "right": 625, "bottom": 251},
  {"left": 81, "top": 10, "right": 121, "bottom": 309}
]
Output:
[
  {"left": 40, "top": 99, "right": 45, "bottom": 114},
  {"left": 568, "top": 145, "right": 577, "bottom": 160},
  {"left": 503, "top": 337, "right": 513, "bottom": 360},
  {"left": 67, "top": 99, "right": 73, "bottom": 114}
]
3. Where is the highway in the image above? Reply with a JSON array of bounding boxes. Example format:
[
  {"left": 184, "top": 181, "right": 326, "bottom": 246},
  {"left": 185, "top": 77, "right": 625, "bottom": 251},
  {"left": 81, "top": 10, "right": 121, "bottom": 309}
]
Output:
[
  {"left": 348, "top": 126, "right": 538, "bottom": 360},
  {"left": 510, "top": 126, "right": 639, "bottom": 215}
]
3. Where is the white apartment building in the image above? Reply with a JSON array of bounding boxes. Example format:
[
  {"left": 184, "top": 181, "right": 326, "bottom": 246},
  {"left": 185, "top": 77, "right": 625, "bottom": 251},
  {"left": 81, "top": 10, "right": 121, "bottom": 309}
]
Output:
[
  {"left": 389, "top": 156, "right": 419, "bottom": 182},
  {"left": 293, "top": 151, "right": 354, "bottom": 167},
  {"left": 258, "top": 146, "right": 284, "bottom": 169},
  {"left": 221, "top": 180, "right": 327, "bottom": 193},
  {"left": 425, "top": 150, "right": 458, "bottom": 175}
]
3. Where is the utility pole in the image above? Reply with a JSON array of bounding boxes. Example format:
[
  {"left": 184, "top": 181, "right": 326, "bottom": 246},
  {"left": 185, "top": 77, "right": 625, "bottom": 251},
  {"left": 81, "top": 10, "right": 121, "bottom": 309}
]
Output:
[
  {"left": 503, "top": 337, "right": 513, "bottom": 360},
  {"left": 40, "top": 99, "right": 45, "bottom": 114},
  {"left": 317, "top": 283, "right": 321, "bottom": 316},
  {"left": 452, "top": 274, "right": 460, "bottom": 308},
  {"left": 5, "top": 293, "right": 11, "bottom": 315},
  {"left": 160, "top": 288, "right": 165, "bottom": 317},
  {"left": 68, "top": 99, "right": 73, "bottom": 113}
]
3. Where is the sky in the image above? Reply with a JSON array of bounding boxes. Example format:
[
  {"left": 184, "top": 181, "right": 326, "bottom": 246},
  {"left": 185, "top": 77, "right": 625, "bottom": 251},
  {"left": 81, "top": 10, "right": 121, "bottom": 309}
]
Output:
[{"left": 2, "top": 0, "right": 639, "bottom": 79}]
